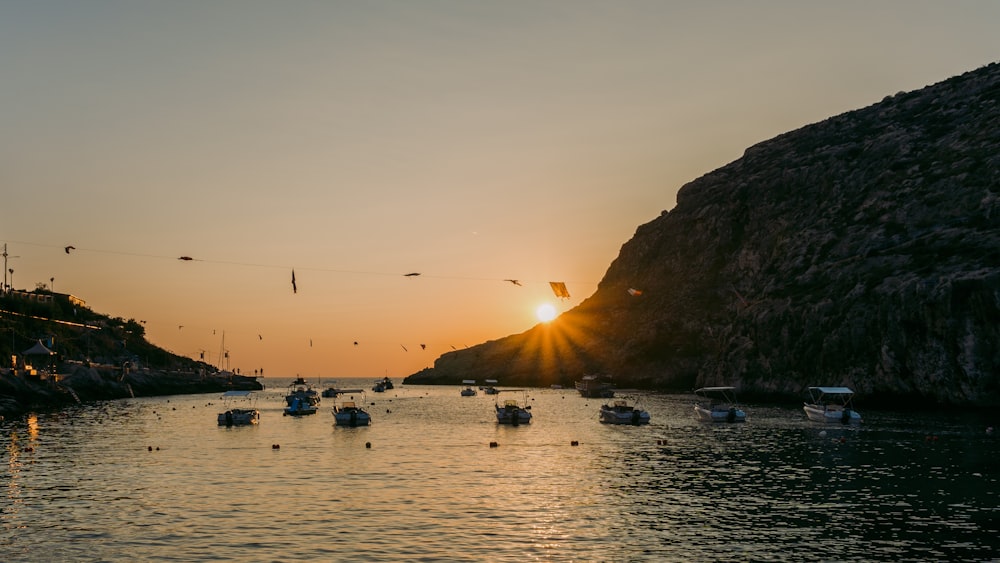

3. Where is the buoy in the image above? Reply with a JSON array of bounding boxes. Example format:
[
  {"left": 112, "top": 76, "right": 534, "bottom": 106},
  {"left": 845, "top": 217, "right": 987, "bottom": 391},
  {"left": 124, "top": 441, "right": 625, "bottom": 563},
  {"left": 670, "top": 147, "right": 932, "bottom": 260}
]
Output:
[
  {"left": 489, "top": 441, "right": 499, "bottom": 448},
  {"left": 570, "top": 441, "right": 579, "bottom": 446},
  {"left": 819, "top": 430, "right": 827, "bottom": 438},
  {"left": 148, "top": 446, "right": 153, "bottom": 451},
  {"left": 272, "top": 444, "right": 280, "bottom": 449},
  {"left": 365, "top": 442, "right": 372, "bottom": 449}
]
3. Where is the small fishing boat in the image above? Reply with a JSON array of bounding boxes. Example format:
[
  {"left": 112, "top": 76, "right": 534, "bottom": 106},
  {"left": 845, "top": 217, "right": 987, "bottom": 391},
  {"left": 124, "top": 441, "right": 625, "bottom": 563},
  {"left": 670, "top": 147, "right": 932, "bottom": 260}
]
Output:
[
  {"left": 495, "top": 390, "right": 532, "bottom": 425},
  {"left": 332, "top": 389, "right": 371, "bottom": 427},
  {"left": 217, "top": 390, "right": 260, "bottom": 426},
  {"left": 693, "top": 387, "right": 747, "bottom": 423},
  {"left": 803, "top": 386, "right": 862, "bottom": 424},
  {"left": 483, "top": 379, "right": 500, "bottom": 395},
  {"left": 599, "top": 397, "right": 650, "bottom": 425},
  {"left": 575, "top": 373, "right": 614, "bottom": 398},
  {"left": 285, "top": 376, "right": 320, "bottom": 406},
  {"left": 460, "top": 379, "right": 477, "bottom": 396}
]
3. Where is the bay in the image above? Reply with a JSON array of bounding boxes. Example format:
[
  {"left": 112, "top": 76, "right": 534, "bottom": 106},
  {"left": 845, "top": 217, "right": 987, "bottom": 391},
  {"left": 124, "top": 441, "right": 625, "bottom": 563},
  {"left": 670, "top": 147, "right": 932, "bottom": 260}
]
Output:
[{"left": 2, "top": 377, "right": 998, "bottom": 561}]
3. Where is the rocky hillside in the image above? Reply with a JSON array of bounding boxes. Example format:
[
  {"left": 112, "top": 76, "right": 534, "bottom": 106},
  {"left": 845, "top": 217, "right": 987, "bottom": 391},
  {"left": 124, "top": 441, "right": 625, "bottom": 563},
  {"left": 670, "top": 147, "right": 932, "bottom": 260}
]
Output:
[{"left": 406, "top": 62, "right": 1000, "bottom": 407}]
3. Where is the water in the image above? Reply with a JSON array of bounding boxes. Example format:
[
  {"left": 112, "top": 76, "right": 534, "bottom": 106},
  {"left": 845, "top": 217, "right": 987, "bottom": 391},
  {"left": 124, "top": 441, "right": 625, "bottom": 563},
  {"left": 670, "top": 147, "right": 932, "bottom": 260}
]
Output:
[{"left": 2, "top": 378, "right": 999, "bottom": 562}]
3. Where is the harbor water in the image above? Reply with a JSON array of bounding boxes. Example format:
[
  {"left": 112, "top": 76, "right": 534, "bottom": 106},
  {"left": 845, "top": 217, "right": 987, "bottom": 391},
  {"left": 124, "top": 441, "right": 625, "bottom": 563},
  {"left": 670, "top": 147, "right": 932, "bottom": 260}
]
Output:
[{"left": 2, "top": 378, "right": 998, "bottom": 561}]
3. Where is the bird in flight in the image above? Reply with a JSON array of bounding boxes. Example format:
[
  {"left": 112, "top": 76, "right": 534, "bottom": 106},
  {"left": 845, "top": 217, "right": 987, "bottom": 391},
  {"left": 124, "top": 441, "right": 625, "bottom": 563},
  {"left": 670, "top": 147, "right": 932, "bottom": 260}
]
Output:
[
  {"left": 292, "top": 269, "right": 297, "bottom": 293},
  {"left": 178, "top": 256, "right": 194, "bottom": 261},
  {"left": 64, "top": 245, "right": 75, "bottom": 254},
  {"left": 404, "top": 272, "right": 421, "bottom": 277},
  {"left": 504, "top": 279, "right": 521, "bottom": 286}
]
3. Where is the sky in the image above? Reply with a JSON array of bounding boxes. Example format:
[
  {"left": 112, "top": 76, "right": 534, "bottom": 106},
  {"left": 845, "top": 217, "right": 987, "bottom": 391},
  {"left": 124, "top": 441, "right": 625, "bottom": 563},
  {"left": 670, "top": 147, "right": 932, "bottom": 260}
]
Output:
[{"left": 2, "top": 1, "right": 999, "bottom": 380}]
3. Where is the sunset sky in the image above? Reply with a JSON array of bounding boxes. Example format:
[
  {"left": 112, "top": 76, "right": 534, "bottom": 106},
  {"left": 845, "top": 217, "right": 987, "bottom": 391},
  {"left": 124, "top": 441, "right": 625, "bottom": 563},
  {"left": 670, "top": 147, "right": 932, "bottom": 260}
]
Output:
[{"left": 3, "top": 1, "right": 999, "bottom": 380}]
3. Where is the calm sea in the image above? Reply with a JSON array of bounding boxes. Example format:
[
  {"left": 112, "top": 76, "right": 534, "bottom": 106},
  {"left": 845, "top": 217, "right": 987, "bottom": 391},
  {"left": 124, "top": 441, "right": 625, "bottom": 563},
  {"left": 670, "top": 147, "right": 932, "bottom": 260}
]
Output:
[{"left": 2, "top": 377, "right": 998, "bottom": 562}]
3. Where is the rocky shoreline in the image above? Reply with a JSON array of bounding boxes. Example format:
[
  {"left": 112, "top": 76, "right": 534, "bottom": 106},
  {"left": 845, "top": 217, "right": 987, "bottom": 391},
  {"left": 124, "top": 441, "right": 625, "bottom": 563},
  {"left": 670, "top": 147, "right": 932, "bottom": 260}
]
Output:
[{"left": 0, "top": 364, "right": 263, "bottom": 418}]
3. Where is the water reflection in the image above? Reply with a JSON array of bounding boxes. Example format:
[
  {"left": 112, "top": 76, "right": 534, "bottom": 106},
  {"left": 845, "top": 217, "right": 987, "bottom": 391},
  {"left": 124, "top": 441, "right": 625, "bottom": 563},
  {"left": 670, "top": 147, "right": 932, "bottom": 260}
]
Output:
[{"left": 0, "top": 386, "right": 997, "bottom": 561}]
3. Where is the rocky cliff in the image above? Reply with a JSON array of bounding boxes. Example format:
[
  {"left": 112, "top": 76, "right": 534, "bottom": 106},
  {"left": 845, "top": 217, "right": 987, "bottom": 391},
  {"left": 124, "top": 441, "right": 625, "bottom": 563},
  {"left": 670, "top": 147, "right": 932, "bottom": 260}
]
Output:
[{"left": 406, "top": 62, "right": 1000, "bottom": 406}]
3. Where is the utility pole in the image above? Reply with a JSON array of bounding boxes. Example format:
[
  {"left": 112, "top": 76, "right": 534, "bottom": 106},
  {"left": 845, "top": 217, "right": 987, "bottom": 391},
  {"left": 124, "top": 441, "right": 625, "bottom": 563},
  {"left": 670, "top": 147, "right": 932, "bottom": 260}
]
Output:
[{"left": 2, "top": 244, "right": 19, "bottom": 293}]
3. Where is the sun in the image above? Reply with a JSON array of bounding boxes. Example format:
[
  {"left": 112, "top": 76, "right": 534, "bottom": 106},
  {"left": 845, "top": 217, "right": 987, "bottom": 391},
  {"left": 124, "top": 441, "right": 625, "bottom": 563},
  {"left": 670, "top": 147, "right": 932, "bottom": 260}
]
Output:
[{"left": 535, "top": 303, "right": 558, "bottom": 323}]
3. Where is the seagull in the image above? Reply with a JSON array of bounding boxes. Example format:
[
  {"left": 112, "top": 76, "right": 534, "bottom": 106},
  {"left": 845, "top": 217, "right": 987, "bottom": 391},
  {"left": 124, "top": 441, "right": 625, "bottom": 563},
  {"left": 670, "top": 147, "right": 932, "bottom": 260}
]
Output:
[
  {"left": 292, "top": 269, "right": 297, "bottom": 293},
  {"left": 404, "top": 272, "right": 421, "bottom": 277},
  {"left": 420, "top": 344, "right": 426, "bottom": 350},
  {"left": 504, "top": 279, "right": 521, "bottom": 286},
  {"left": 64, "top": 245, "right": 76, "bottom": 254},
  {"left": 178, "top": 325, "right": 184, "bottom": 330},
  {"left": 178, "top": 256, "right": 194, "bottom": 261},
  {"left": 400, "top": 344, "right": 408, "bottom": 352}
]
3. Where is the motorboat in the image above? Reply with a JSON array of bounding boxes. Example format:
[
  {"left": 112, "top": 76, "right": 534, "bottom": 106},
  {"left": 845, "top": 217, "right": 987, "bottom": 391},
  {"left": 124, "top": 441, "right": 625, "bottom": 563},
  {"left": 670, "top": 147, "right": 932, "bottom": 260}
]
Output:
[
  {"left": 693, "top": 387, "right": 747, "bottom": 423},
  {"left": 599, "top": 397, "right": 650, "bottom": 425},
  {"left": 803, "top": 386, "right": 862, "bottom": 424},
  {"left": 483, "top": 379, "right": 499, "bottom": 395},
  {"left": 495, "top": 391, "right": 532, "bottom": 425},
  {"left": 332, "top": 389, "right": 371, "bottom": 427},
  {"left": 217, "top": 390, "right": 260, "bottom": 426},
  {"left": 460, "top": 379, "right": 477, "bottom": 396},
  {"left": 284, "top": 396, "right": 318, "bottom": 416},
  {"left": 285, "top": 376, "right": 320, "bottom": 407},
  {"left": 575, "top": 374, "right": 614, "bottom": 398}
]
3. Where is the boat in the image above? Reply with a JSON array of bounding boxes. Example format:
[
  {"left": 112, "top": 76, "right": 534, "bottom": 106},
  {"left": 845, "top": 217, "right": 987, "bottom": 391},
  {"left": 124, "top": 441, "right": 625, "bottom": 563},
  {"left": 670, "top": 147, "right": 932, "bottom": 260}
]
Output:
[
  {"left": 322, "top": 387, "right": 343, "bottom": 398},
  {"left": 803, "top": 386, "right": 862, "bottom": 424},
  {"left": 284, "top": 377, "right": 320, "bottom": 416},
  {"left": 495, "top": 390, "right": 532, "bottom": 425},
  {"left": 599, "top": 397, "right": 650, "bottom": 425},
  {"left": 693, "top": 387, "right": 747, "bottom": 423},
  {"left": 575, "top": 373, "right": 614, "bottom": 398},
  {"left": 332, "top": 389, "right": 371, "bottom": 427},
  {"left": 217, "top": 390, "right": 260, "bottom": 426},
  {"left": 483, "top": 379, "right": 500, "bottom": 395},
  {"left": 285, "top": 376, "right": 320, "bottom": 405},
  {"left": 460, "top": 379, "right": 477, "bottom": 396},
  {"left": 380, "top": 376, "right": 394, "bottom": 390}
]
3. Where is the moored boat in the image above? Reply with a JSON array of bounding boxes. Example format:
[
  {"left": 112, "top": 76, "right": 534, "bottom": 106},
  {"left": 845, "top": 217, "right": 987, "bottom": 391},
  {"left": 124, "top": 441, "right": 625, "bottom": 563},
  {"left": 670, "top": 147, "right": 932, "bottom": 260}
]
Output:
[
  {"left": 217, "top": 390, "right": 260, "bottom": 426},
  {"left": 575, "top": 374, "right": 614, "bottom": 398},
  {"left": 332, "top": 389, "right": 371, "bottom": 427},
  {"left": 285, "top": 376, "right": 320, "bottom": 406},
  {"left": 693, "top": 387, "right": 747, "bottom": 423},
  {"left": 803, "top": 386, "right": 862, "bottom": 424},
  {"left": 483, "top": 379, "right": 499, "bottom": 394},
  {"left": 495, "top": 390, "right": 532, "bottom": 425},
  {"left": 284, "top": 377, "right": 320, "bottom": 416},
  {"left": 460, "top": 379, "right": 477, "bottom": 396},
  {"left": 599, "top": 397, "right": 650, "bottom": 425}
]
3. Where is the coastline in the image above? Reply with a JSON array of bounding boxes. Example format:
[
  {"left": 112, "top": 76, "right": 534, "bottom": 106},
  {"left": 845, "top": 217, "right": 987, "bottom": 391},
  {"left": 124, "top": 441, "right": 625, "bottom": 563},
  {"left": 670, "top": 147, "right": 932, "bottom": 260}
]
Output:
[{"left": 0, "top": 364, "right": 262, "bottom": 418}]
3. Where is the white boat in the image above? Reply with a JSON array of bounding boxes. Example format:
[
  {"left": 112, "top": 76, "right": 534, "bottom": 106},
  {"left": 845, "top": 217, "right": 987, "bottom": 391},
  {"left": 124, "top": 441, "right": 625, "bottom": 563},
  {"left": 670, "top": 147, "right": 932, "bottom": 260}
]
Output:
[
  {"left": 803, "top": 386, "right": 862, "bottom": 424},
  {"left": 483, "top": 379, "right": 499, "bottom": 395},
  {"left": 495, "top": 390, "right": 532, "bottom": 425},
  {"left": 460, "top": 379, "right": 477, "bottom": 396},
  {"left": 332, "top": 389, "right": 371, "bottom": 427},
  {"left": 599, "top": 397, "right": 650, "bottom": 425},
  {"left": 217, "top": 390, "right": 260, "bottom": 426},
  {"left": 693, "top": 387, "right": 747, "bottom": 423}
]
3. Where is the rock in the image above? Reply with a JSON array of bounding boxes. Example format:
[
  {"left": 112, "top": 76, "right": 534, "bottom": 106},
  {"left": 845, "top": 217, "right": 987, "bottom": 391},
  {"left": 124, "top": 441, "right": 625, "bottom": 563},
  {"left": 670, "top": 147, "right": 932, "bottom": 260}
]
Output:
[{"left": 406, "top": 62, "right": 1000, "bottom": 406}]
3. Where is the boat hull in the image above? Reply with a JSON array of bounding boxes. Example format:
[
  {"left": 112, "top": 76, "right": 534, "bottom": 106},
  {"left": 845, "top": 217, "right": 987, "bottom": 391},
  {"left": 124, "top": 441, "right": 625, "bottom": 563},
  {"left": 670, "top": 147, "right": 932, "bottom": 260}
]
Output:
[
  {"left": 495, "top": 407, "right": 531, "bottom": 425},
  {"left": 333, "top": 410, "right": 371, "bottom": 427},
  {"left": 599, "top": 409, "right": 650, "bottom": 425},
  {"left": 803, "top": 404, "right": 862, "bottom": 424},
  {"left": 217, "top": 409, "right": 260, "bottom": 426},
  {"left": 693, "top": 405, "right": 746, "bottom": 423}
]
